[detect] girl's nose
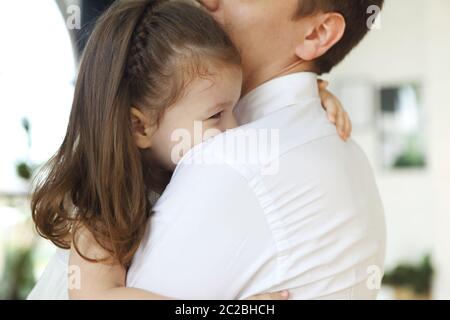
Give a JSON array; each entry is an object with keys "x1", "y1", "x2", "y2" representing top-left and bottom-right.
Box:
[{"x1": 223, "y1": 115, "x2": 238, "y2": 131}]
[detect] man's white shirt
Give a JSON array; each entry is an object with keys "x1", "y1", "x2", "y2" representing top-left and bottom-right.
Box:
[{"x1": 126, "y1": 72, "x2": 386, "y2": 300}]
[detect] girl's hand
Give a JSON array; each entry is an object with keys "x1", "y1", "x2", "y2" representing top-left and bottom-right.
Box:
[
  {"x1": 244, "y1": 290, "x2": 289, "y2": 300},
  {"x1": 318, "y1": 80, "x2": 352, "y2": 141}
]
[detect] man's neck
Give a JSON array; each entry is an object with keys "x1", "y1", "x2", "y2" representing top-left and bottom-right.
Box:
[{"x1": 241, "y1": 59, "x2": 315, "y2": 96}]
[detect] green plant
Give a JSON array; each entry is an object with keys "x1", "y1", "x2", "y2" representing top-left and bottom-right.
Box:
[
  {"x1": 383, "y1": 254, "x2": 434, "y2": 295},
  {"x1": 0, "y1": 246, "x2": 36, "y2": 300},
  {"x1": 15, "y1": 117, "x2": 36, "y2": 181},
  {"x1": 393, "y1": 135, "x2": 426, "y2": 169},
  {"x1": 16, "y1": 162, "x2": 33, "y2": 180},
  {"x1": 1, "y1": 117, "x2": 39, "y2": 299}
]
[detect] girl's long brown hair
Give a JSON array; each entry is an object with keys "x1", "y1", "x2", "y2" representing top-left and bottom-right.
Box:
[{"x1": 31, "y1": 0, "x2": 240, "y2": 268}]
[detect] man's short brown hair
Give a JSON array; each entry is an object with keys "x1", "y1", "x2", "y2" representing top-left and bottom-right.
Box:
[{"x1": 297, "y1": 0, "x2": 384, "y2": 74}]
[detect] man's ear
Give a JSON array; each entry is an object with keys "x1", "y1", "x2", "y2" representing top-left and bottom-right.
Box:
[
  {"x1": 130, "y1": 107, "x2": 155, "y2": 149},
  {"x1": 295, "y1": 13, "x2": 346, "y2": 62},
  {"x1": 196, "y1": 0, "x2": 219, "y2": 12}
]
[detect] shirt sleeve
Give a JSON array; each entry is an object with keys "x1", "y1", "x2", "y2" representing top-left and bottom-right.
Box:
[{"x1": 127, "y1": 161, "x2": 278, "y2": 300}]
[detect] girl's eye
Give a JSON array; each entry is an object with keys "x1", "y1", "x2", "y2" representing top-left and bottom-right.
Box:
[{"x1": 209, "y1": 111, "x2": 222, "y2": 120}]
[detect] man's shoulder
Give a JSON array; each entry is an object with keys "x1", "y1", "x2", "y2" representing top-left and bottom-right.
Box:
[{"x1": 284, "y1": 135, "x2": 374, "y2": 175}]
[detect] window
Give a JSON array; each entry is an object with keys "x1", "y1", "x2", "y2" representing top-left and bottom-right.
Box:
[{"x1": 379, "y1": 84, "x2": 427, "y2": 169}]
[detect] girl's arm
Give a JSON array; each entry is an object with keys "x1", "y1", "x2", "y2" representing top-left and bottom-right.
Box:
[
  {"x1": 69, "y1": 228, "x2": 288, "y2": 300},
  {"x1": 68, "y1": 227, "x2": 168, "y2": 300}
]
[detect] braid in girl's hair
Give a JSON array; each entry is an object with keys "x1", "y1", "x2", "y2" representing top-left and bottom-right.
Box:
[{"x1": 126, "y1": 1, "x2": 159, "y2": 80}]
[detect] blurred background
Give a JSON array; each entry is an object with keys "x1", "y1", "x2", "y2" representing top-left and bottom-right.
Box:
[{"x1": 0, "y1": 0, "x2": 449, "y2": 300}]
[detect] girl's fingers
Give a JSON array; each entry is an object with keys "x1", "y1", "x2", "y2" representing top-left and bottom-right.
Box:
[
  {"x1": 317, "y1": 82, "x2": 353, "y2": 141},
  {"x1": 344, "y1": 113, "x2": 353, "y2": 140},
  {"x1": 318, "y1": 79, "x2": 329, "y2": 89},
  {"x1": 336, "y1": 108, "x2": 347, "y2": 140},
  {"x1": 245, "y1": 290, "x2": 289, "y2": 300},
  {"x1": 324, "y1": 99, "x2": 338, "y2": 123}
]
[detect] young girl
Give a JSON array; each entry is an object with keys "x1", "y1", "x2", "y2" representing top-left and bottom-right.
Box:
[{"x1": 29, "y1": 0, "x2": 350, "y2": 300}]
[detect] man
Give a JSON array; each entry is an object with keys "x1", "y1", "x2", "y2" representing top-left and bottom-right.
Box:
[{"x1": 127, "y1": 0, "x2": 386, "y2": 299}]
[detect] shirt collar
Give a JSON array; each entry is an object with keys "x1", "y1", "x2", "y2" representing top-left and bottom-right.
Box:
[{"x1": 235, "y1": 72, "x2": 319, "y2": 125}]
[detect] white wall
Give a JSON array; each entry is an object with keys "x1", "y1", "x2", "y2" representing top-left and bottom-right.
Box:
[
  {"x1": 326, "y1": 0, "x2": 450, "y2": 298},
  {"x1": 426, "y1": 0, "x2": 450, "y2": 300}
]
